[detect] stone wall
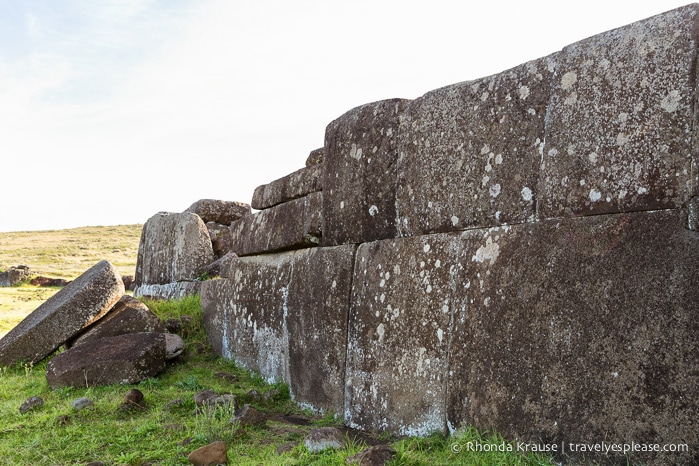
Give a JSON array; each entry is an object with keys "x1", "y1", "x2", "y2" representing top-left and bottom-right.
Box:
[{"x1": 191, "y1": 5, "x2": 699, "y2": 465}]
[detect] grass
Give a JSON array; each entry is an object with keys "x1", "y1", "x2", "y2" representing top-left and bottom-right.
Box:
[{"x1": 0, "y1": 224, "x2": 558, "y2": 465}]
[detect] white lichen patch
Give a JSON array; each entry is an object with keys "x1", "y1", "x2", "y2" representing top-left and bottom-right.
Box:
[
  {"x1": 589, "y1": 189, "x2": 602, "y2": 202},
  {"x1": 518, "y1": 85, "x2": 530, "y2": 100},
  {"x1": 588, "y1": 152, "x2": 598, "y2": 163},
  {"x1": 660, "y1": 89, "x2": 681, "y2": 112},
  {"x1": 369, "y1": 205, "x2": 379, "y2": 216},
  {"x1": 489, "y1": 184, "x2": 501, "y2": 198},
  {"x1": 472, "y1": 236, "x2": 500, "y2": 265},
  {"x1": 450, "y1": 215, "x2": 459, "y2": 226},
  {"x1": 561, "y1": 71, "x2": 577, "y2": 90},
  {"x1": 349, "y1": 143, "x2": 363, "y2": 160},
  {"x1": 521, "y1": 186, "x2": 533, "y2": 201}
]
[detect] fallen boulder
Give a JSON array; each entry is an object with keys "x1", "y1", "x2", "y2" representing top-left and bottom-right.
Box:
[
  {"x1": 0, "y1": 265, "x2": 31, "y2": 287},
  {"x1": 29, "y1": 276, "x2": 71, "y2": 287},
  {"x1": 46, "y1": 332, "x2": 166, "y2": 388},
  {"x1": 0, "y1": 260, "x2": 124, "y2": 366},
  {"x1": 67, "y1": 295, "x2": 166, "y2": 348}
]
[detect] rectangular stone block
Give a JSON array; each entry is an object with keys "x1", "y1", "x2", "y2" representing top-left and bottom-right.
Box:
[
  {"x1": 345, "y1": 233, "x2": 463, "y2": 435},
  {"x1": 0, "y1": 260, "x2": 124, "y2": 366},
  {"x1": 395, "y1": 56, "x2": 555, "y2": 236},
  {"x1": 447, "y1": 210, "x2": 699, "y2": 466},
  {"x1": 539, "y1": 4, "x2": 699, "y2": 218},
  {"x1": 251, "y1": 163, "x2": 322, "y2": 210},
  {"x1": 323, "y1": 99, "x2": 411, "y2": 246},
  {"x1": 229, "y1": 192, "x2": 322, "y2": 256},
  {"x1": 201, "y1": 245, "x2": 356, "y2": 414}
]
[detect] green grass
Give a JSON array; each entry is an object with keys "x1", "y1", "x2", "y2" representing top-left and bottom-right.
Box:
[{"x1": 0, "y1": 295, "x2": 557, "y2": 466}]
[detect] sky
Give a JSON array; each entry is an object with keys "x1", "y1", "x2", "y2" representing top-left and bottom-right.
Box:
[{"x1": 0, "y1": 0, "x2": 692, "y2": 232}]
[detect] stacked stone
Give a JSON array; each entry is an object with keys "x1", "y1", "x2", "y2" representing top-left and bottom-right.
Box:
[{"x1": 229, "y1": 148, "x2": 324, "y2": 256}]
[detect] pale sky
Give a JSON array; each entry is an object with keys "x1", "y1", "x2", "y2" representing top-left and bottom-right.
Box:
[{"x1": 0, "y1": 0, "x2": 691, "y2": 232}]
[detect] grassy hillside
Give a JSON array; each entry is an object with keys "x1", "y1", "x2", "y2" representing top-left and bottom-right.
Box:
[{"x1": 0, "y1": 224, "x2": 142, "y2": 337}]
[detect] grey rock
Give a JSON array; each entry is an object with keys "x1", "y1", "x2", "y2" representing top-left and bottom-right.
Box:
[
  {"x1": 46, "y1": 332, "x2": 166, "y2": 388},
  {"x1": 165, "y1": 333, "x2": 185, "y2": 359},
  {"x1": 0, "y1": 260, "x2": 124, "y2": 366},
  {"x1": 305, "y1": 147, "x2": 324, "y2": 167},
  {"x1": 229, "y1": 192, "x2": 322, "y2": 256},
  {"x1": 0, "y1": 265, "x2": 31, "y2": 287},
  {"x1": 70, "y1": 397, "x2": 93, "y2": 411},
  {"x1": 184, "y1": 199, "x2": 251, "y2": 225},
  {"x1": 251, "y1": 163, "x2": 322, "y2": 210},
  {"x1": 134, "y1": 212, "x2": 214, "y2": 287},
  {"x1": 19, "y1": 396, "x2": 43, "y2": 414},
  {"x1": 304, "y1": 427, "x2": 345, "y2": 452},
  {"x1": 67, "y1": 295, "x2": 165, "y2": 348}
]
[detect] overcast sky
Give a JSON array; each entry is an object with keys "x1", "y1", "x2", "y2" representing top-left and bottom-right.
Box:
[{"x1": 0, "y1": 0, "x2": 691, "y2": 232}]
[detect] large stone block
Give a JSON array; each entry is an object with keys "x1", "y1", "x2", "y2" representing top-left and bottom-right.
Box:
[
  {"x1": 345, "y1": 234, "x2": 462, "y2": 435},
  {"x1": 447, "y1": 210, "x2": 699, "y2": 466},
  {"x1": 184, "y1": 199, "x2": 251, "y2": 225},
  {"x1": 251, "y1": 163, "x2": 322, "y2": 210},
  {"x1": 46, "y1": 332, "x2": 166, "y2": 388},
  {"x1": 285, "y1": 245, "x2": 356, "y2": 413},
  {"x1": 135, "y1": 212, "x2": 214, "y2": 286},
  {"x1": 540, "y1": 4, "x2": 699, "y2": 218},
  {"x1": 201, "y1": 245, "x2": 356, "y2": 413},
  {"x1": 395, "y1": 56, "x2": 555, "y2": 235},
  {"x1": 323, "y1": 99, "x2": 411, "y2": 246},
  {"x1": 229, "y1": 192, "x2": 322, "y2": 256},
  {"x1": 0, "y1": 260, "x2": 124, "y2": 366}
]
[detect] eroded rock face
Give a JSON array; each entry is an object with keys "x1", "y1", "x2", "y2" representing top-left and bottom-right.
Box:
[
  {"x1": 395, "y1": 55, "x2": 555, "y2": 235},
  {"x1": 323, "y1": 99, "x2": 410, "y2": 246},
  {"x1": 0, "y1": 265, "x2": 31, "y2": 287},
  {"x1": 184, "y1": 199, "x2": 251, "y2": 225},
  {"x1": 229, "y1": 192, "x2": 322, "y2": 256},
  {"x1": 135, "y1": 212, "x2": 214, "y2": 286},
  {"x1": 251, "y1": 163, "x2": 322, "y2": 210},
  {"x1": 46, "y1": 332, "x2": 166, "y2": 388},
  {"x1": 0, "y1": 260, "x2": 124, "y2": 366},
  {"x1": 539, "y1": 4, "x2": 699, "y2": 218},
  {"x1": 67, "y1": 295, "x2": 165, "y2": 348},
  {"x1": 201, "y1": 244, "x2": 356, "y2": 413}
]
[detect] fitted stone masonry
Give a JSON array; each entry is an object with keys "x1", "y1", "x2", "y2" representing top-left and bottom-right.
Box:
[{"x1": 195, "y1": 5, "x2": 699, "y2": 465}]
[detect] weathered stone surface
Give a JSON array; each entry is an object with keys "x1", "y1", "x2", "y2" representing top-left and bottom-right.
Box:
[
  {"x1": 0, "y1": 260, "x2": 124, "y2": 366},
  {"x1": 46, "y1": 332, "x2": 166, "y2": 388},
  {"x1": 323, "y1": 99, "x2": 411, "y2": 246},
  {"x1": 306, "y1": 147, "x2": 324, "y2": 167},
  {"x1": 234, "y1": 404, "x2": 267, "y2": 427},
  {"x1": 67, "y1": 295, "x2": 165, "y2": 348},
  {"x1": 251, "y1": 163, "x2": 322, "y2": 210},
  {"x1": 285, "y1": 245, "x2": 355, "y2": 413},
  {"x1": 304, "y1": 427, "x2": 346, "y2": 452},
  {"x1": 395, "y1": 56, "x2": 555, "y2": 235},
  {"x1": 19, "y1": 396, "x2": 44, "y2": 414},
  {"x1": 229, "y1": 192, "x2": 322, "y2": 256},
  {"x1": 202, "y1": 254, "x2": 292, "y2": 384},
  {"x1": 187, "y1": 440, "x2": 228, "y2": 466},
  {"x1": 540, "y1": 5, "x2": 699, "y2": 219},
  {"x1": 134, "y1": 281, "x2": 201, "y2": 300},
  {"x1": 135, "y1": 212, "x2": 214, "y2": 286},
  {"x1": 0, "y1": 265, "x2": 31, "y2": 287},
  {"x1": 164, "y1": 333, "x2": 185, "y2": 359},
  {"x1": 201, "y1": 245, "x2": 356, "y2": 413},
  {"x1": 345, "y1": 234, "x2": 461, "y2": 435},
  {"x1": 204, "y1": 252, "x2": 237, "y2": 278},
  {"x1": 184, "y1": 199, "x2": 251, "y2": 225},
  {"x1": 206, "y1": 222, "x2": 232, "y2": 258},
  {"x1": 447, "y1": 209, "x2": 699, "y2": 466}
]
